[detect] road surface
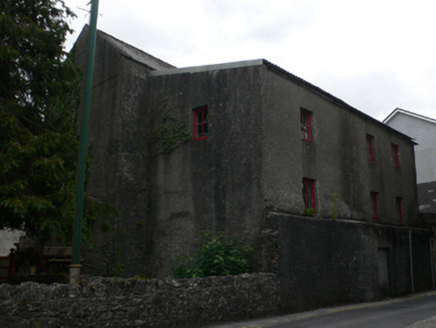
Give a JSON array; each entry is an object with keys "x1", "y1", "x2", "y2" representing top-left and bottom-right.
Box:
[{"x1": 210, "y1": 291, "x2": 436, "y2": 328}]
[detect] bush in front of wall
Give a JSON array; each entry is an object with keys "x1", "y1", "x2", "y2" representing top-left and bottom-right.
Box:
[{"x1": 170, "y1": 231, "x2": 253, "y2": 278}]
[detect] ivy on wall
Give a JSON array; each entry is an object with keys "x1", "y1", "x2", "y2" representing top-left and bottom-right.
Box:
[{"x1": 147, "y1": 98, "x2": 192, "y2": 157}]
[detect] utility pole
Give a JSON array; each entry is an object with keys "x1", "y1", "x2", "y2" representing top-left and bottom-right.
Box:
[{"x1": 70, "y1": 0, "x2": 100, "y2": 285}]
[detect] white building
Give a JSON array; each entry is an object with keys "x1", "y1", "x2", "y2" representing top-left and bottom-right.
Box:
[
  {"x1": 0, "y1": 230, "x2": 23, "y2": 256},
  {"x1": 384, "y1": 108, "x2": 436, "y2": 184}
]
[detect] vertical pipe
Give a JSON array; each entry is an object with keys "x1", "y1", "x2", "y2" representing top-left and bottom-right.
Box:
[
  {"x1": 430, "y1": 237, "x2": 435, "y2": 289},
  {"x1": 71, "y1": 0, "x2": 100, "y2": 278},
  {"x1": 409, "y1": 230, "x2": 415, "y2": 293}
]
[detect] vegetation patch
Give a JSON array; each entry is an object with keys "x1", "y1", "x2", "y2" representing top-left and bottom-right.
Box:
[{"x1": 170, "y1": 231, "x2": 253, "y2": 278}]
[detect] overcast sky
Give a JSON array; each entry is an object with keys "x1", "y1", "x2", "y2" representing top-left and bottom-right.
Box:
[{"x1": 63, "y1": 0, "x2": 436, "y2": 122}]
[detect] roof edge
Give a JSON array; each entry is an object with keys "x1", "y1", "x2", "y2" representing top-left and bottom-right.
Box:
[
  {"x1": 96, "y1": 29, "x2": 175, "y2": 69},
  {"x1": 150, "y1": 58, "x2": 415, "y2": 142},
  {"x1": 149, "y1": 59, "x2": 265, "y2": 77},
  {"x1": 383, "y1": 107, "x2": 436, "y2": 125},
  {"x1": 76, "y1": 25, "x2": 175, "y2": 70},
  {"x1": 262, "y1": 61, "x2": 416, "y2": 142},
  {"x1": 263, "y1": 60, "x2": 353, "y2": 109}
]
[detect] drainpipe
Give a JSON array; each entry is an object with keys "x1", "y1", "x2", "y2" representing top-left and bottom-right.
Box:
[
  {"x1": 430, "y1": 237, "x2": 435, "y2": 289},
  {"x1": 409, "y1": 230, "x2": 415, "y2": 293}
]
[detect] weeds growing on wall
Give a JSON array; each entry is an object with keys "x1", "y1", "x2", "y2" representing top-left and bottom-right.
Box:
[
  {"x1": 170, "y1": 231, "x2": 253, "y2": 278},
  {"x1": 303, "y1": 208, "x2": 315, "y2": 217}
]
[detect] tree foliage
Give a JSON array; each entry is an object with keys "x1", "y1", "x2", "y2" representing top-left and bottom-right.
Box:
[{"x1": 0, "y1": 0, "x2": 115, "y2": 242}]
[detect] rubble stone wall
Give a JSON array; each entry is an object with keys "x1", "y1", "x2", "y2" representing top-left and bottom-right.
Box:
[{"x1": 0, "y1": 273, "x2": 279, "y2": 327}]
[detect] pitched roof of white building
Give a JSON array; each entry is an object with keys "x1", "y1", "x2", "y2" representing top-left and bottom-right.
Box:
[{"x1": 384, "y1": 108, "x2": 436, "y2": 125}]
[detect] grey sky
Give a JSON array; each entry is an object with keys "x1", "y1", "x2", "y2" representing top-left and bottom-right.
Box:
[{"x1": 64, "y1": 0, "x2": 436, "y2": 121}]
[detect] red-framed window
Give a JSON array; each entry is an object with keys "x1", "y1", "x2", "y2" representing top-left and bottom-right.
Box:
[
  {"x1": 300, "y1": 109, "x2": 312, "y2": 141},
  {"x1": 396, "y1": 197, "x2": 403, "y2": 222},
  {"x1": 366, "y1": 134, "x2": 375, "y2": 161},
  {"x1": 391, "y1": 143, "x2": 399, "y2": 169},
  {"x1": 302, "y1": 178, "x2": 316, "y2": 210},
  {"x1": 370, "y1": 191, "x2": 379, "y2": 219},
  {"x1": 193, "y1": 106, "x2": 208, "y2": 141}
]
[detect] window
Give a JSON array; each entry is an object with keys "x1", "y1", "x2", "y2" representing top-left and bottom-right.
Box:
[
  {"x1": 396, "y1": 197, "x2": 403, "y2": 222},
  {"x1": 300, "y1": 109, "x2": 312, "y2": 141},
  {"x1": 366, "y1": 134, "x2": 375, "y2": 161},
  {"x1": 302, "y1": 178, "x2": 316, "y2": 210},
  {"x1": 370, "y1": 192, "x2": 379, "y2": 219},
  {"x1": 193, "y1": 106, "x2": 208, "y2": 141},
  {"x1": 391, "y1": 143, "x2": 399, "y2": 169}
]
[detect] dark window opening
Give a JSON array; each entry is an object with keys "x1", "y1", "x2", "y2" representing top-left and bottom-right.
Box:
[
  {"x1": 371, "y1": 191, "x2": 379, "y2": 219},
  {"x1": 301, "y1": 109, "x2": 312, "y2": 141},
  {"x1": 396, "y1": 197, "x2": 403, "y2": 222},
  {"x1": 193, "y1": 106, "x2": 208, "y2": 141},
  {"x1": 367, "y1": 134, "x2": 375, "y2": 161},
  {"x1": 302, "y1": 178, "x2": 316, "y2": 210},
  {"x1": 391, "y1": 143, "x2": 399, "y2": 169}
]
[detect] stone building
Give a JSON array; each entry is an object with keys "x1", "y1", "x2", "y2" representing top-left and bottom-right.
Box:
[{"x1": 75, "y1": 27, "x2": 434, "y2": 312}]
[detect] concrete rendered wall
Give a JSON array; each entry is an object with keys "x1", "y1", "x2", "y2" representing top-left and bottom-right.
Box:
[
  {"x1": 75, "y1": 29, "x2": 422, "y2": 287},
  {"x1": 259, "y1": 65, "x2": 418, "y2": 225},
  {"x1": 145, "y1": 65, "x2": 265, "y2": 277},
  {"x1": 386, "y1": 113, "x2": 436, "y2": 184},
  {"x1": 266, "y1": 213, "x2": 433, "y2": 313},
  {"x1": 143, "y1": 62, "x2": 419, "y2": 277},
  {"x1": 75, "y1": 30, "x2": 150, "y2": 277}
]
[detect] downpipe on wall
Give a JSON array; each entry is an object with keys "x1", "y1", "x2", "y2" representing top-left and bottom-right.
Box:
[
  {"x1": 409, "y1": 230, "x2": 415, "y2": 293},
  {"x1": 430, "y1": 236, "x2": 435, "y2": 289}
]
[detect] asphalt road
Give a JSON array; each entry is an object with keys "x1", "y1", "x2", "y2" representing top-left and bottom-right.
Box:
[{"x1": 210, "y1": 291, "x2": 436, "y2": 328}]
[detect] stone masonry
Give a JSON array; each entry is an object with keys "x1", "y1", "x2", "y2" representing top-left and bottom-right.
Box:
[{"x1": 0, "y1": 273, "x2": 279, "y2": 327}]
